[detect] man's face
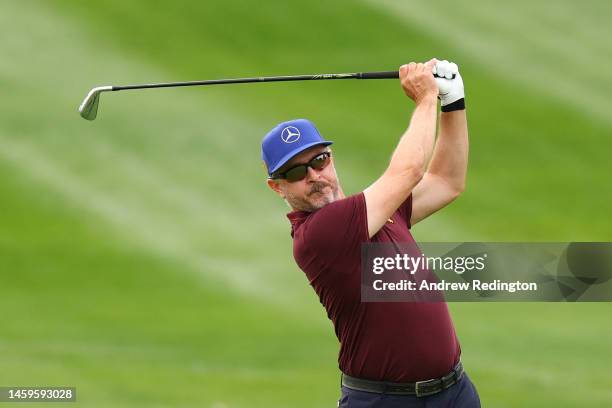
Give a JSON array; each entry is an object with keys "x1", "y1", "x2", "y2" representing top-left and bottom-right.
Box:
[{"x1": 267, "y1": 145, "x2": 342, "y2": 212}]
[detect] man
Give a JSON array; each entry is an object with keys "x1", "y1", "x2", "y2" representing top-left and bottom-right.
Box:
[{"x1": 262, "y1": 59, "x2": 479, "y2": 407}]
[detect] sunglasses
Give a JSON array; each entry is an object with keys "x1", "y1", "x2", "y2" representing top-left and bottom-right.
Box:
[{"x1": 270, "y1": 151, "x2": 332, "y2": 182}]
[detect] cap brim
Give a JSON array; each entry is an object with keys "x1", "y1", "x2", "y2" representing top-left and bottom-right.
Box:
[{"x1": 269, "y1": 141, "x2": 333, "y2": 175}]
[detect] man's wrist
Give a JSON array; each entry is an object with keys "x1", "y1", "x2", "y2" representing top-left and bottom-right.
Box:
[
  {"x1": 441, "y1": 98, "x2": 465, "y2": 112},
  {"x1": 417, "y1": 94, "x2": 439, "y2": 106}
]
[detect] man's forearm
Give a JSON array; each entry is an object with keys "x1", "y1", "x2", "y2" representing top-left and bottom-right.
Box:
[
  {"x1": 426, "y1": 109, "x2": 468, "y2": 192},
  {"x1": 387, "y1": 96, "x2": 438, "y2": 179}
]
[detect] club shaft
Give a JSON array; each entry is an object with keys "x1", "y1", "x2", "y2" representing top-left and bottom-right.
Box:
[{"x1": 110, "y1": 71, "x2": 400, "y2": 91}]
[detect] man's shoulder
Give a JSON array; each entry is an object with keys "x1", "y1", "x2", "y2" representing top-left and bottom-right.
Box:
[{"x1": 291, "y1": 193, "x2": 369, "y2": 276}]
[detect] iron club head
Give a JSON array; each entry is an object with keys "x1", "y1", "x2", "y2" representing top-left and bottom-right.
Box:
[{"x1": 78, "y1": 86, "x2": 113, "y2": 120}]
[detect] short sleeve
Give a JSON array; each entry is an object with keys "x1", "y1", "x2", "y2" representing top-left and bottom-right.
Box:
[
  {"x1": 396, "y1": 194, "x2": 413, "y2": 229},
  {"x1": 301, "y1": 193, "x2": 369, "y2": 265}
]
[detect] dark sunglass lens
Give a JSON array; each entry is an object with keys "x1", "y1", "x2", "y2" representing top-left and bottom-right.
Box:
[
  {"x1": 311, "y1": 153, "x2": 330, "y2": 169},
  {"x1": 285, "y1": 166, "x2": 308, "y2": 182}
]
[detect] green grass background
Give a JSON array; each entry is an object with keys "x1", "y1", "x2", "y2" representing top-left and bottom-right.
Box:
[{"x1": 1, "y1": 0, "x2": 611, "y2": 406}]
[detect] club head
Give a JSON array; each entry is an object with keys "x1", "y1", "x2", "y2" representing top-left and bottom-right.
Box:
[{"x1": 78, "y1": 86, "x2": 112, "y2": 121}]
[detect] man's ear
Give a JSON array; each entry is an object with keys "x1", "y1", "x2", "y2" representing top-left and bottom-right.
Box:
[{"x1": 267, "y1": 178, "x2": 285, "y2": 198}]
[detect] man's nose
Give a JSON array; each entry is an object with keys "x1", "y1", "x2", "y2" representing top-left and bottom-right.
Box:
[{"x1": 304, "y1": 166, "x2": 321, "y2": 182}]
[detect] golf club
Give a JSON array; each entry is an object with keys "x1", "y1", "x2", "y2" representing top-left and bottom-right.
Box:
[
  {"x1": 78, "y1": 70, "x2": 452, "y2": 121},
  {"x1": 78, "y1": 71, "x2": 399, "y2": 121}
]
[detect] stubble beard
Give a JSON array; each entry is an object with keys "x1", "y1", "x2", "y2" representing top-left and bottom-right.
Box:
[{"x1": 286, "y1": 180, "x2": 341, "y2": 212}]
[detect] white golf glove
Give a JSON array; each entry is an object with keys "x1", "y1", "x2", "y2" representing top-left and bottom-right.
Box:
[{"x1": 433, "y1": 60, "x2": 465, "y2": 111}]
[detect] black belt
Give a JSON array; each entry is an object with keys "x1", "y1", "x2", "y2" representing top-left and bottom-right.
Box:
[{"x1": 341, "y1": 361, "x2": 464, "y2": 397}]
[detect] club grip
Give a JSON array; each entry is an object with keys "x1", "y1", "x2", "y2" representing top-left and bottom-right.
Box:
[
  {"x1": 358, "y1": 71, "x2": 399, "y2": 79},
  {"x1": 359, "y1": 71, "x2": 456, "y2": 80}
]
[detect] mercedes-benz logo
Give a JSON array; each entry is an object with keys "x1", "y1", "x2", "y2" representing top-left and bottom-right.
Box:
[{"x1": 280, "y1": 126, "x2": 301, "y2": 143}]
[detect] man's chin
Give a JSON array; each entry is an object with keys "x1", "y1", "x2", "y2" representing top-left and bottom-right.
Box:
[
  {"x1": 310, "y1": 193, "x2": 336, "y2": 210},
  {"x1": 288, "y1": 189, "x2": 338, "y2": 212}
]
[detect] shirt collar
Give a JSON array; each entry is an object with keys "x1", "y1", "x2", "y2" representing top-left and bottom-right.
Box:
[{"x1": 286, "y1": 210, "x2": 311, "y2": 238}]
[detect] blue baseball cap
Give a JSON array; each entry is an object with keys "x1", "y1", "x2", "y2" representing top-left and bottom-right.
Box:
[{"x1": 261, "y1": 119, "x2": 333, "y2": 176}]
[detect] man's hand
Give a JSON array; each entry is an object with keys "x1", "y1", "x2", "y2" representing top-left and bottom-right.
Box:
[
  {"x1": 433, "y1": 60, "x2": 465, "y2": 110},
  {"x1": 400, "y1": 59, "x2": 439, "y2": 105}
]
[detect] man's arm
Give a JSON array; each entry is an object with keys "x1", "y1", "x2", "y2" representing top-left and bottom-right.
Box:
[
  {"x1": 410, "y1": 109, "x2": 468, "y2": 225},
  {"x1": 411, "y1": 60, "x2": 468, "y2": 225},
  {"x1": 363, "y1": 60, "x2": 439, "y2": 238}
]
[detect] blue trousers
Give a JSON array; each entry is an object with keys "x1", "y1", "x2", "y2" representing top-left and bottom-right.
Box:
[{"x1": 338, "y1": 373, "x2": 480, "y2": 408}]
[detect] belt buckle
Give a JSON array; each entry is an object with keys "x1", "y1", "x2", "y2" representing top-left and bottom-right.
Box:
[{"x1": 414, "y1": 379, "x2": 439, "y2": 398}]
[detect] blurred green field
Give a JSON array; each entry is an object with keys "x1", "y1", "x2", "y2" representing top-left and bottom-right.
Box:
[{"x1": 1, "y1": 0, "x2": 611, "y2": 407}]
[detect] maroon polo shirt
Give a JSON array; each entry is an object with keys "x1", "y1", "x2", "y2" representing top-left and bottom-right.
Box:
[{"x1": 287, "y1": 192, "x2": 460, "y2": 382}]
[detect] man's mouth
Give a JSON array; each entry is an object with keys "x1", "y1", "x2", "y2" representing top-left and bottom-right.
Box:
[{"x1": 310, "y1": 184, "x2": 331, "y2": 195}]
